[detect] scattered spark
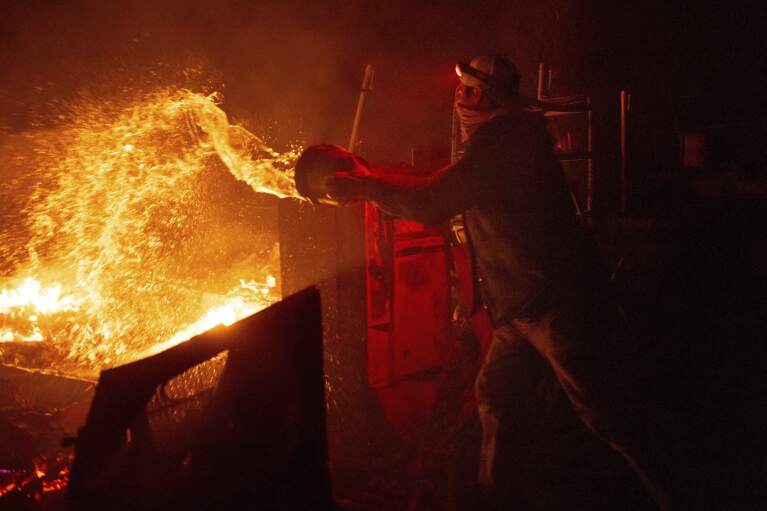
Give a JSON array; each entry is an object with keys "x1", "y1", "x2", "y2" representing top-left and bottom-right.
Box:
[{"x1": 0, "y1": 90, "x2": 300, "y2": 377}]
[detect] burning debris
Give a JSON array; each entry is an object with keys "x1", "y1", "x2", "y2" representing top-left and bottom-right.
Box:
[
  {"x1": 0, "y1": 90, "x2": 302, "y2": 378},
  {"x1": 0, "y1": 364, "x2": 94, "y2": 509},
  {"x1": 0, "y1": 452, "x2": 72, "y2": 509}
]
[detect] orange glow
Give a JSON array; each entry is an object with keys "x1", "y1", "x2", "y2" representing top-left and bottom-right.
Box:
[
  {"x1": 0, "y1": 455, "x2": 73, "y2": 499},
  {"x1": 0, "y1": 90, "x2": 300, "y2": 378}
]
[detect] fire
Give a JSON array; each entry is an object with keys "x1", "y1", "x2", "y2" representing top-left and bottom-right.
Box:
[
  {"x1": 0, "y1": 90, "x2": 301, "y2": 378},
  {"x1": 0, "y1": 278, "x2": 79, "y2": 315},
  {"x1": 0, "y1": 278, "x2": 81, "y2": 343},
  {"x1": 142, "y1": 277, "x2": 277, "y2": 358}
]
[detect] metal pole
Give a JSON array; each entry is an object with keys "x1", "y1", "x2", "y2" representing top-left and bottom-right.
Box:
[
  {"x1": 619, "y1": 90, "x2": 628, "y2": 215},
  {"x1": 450, "y1": 101, "x2": 459, "y2": 164},
  {"x1": 537, "y1": 63, "x2": 546, "y2": 101},
  {"x1": 348, "y1": 64, "x2": 375, "y2": 152},
  {"x1": 547, "y1": 67, "x2": 553, "y2": 96},
  {"x1": 586, "y1": 96, "x2": 594, "y2": 222}
]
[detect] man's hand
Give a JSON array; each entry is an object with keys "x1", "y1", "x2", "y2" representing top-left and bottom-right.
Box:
[
  {"x1": 310, "y1": 144, "x2": 370, "y2": 204},
  {"x1": 294, "y1": 144, "x2": 372, "y2": 205}
]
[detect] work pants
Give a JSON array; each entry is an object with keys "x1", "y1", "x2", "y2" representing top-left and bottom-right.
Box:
[{"x1": 475, "y1": 295, "x2": 670, "y2": 510}]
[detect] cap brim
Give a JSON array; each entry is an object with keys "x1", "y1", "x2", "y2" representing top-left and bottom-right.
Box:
[
  {"x1": 456, "y1": 62, "x2": 484, "y2": 88},
  {"x1": 458, "y1": 74, "x2": 483, "y2": 88}
]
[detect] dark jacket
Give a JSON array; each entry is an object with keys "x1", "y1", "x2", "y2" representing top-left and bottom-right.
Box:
[{"x1": 366, "y1": 108, "x2": 606, "y2": 326}]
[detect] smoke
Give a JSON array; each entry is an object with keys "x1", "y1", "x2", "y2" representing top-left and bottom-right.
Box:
[
  {"x1": 3, "y1": 0, "x2": 762, "y2": 160},
  {"x1": 1, "y1": 0, "x2": 589, "y2": 162}
]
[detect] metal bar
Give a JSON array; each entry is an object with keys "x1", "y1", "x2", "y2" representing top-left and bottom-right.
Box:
[
  {"x1": 450, "y1": 99, "x2": 459, "y2": 164},
  {"x1": 348, "y1": 64, "x2": 375, "y2": 151},
  {"x1": 570, "y1": 190, "x2": 583, "y2": 218},
  {"x1": 619, "y1": 90, "x2": 628, "y2": 214},
  {"x1": 557, "y1": 152, "x2": 594, "y2": 161},
  {"x1": 547, "y1": 67, "x2": 553, "y2": 95},
  {"x1": 543, "y1": 109, "x2": 591, "y2": 118},
  {"x1": 586, "y1": 96, "x2": 594, "y2": 221}
]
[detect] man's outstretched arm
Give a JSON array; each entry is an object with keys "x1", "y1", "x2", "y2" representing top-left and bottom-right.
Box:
[{"x1": 327, "y1": 154, "x2": 485, "y2": 225}]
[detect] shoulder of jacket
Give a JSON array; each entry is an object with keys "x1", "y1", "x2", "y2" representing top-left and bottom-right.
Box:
[{"x1": 475, "y1": 111, "x2": 542, "y2": 145}]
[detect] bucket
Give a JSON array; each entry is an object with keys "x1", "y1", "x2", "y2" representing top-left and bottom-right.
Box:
[{"x1": 294, "y1": 144, "x2": 367, "y2": 205}]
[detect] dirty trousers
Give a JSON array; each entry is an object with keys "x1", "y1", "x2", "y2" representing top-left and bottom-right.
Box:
[{"x1": 475, "y1": 300, "x2": 671, "y2": 510}]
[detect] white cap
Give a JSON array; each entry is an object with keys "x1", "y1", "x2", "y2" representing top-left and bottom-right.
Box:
[{"x1": 455, "y1": 55, "x2": 521, "y2": 96}]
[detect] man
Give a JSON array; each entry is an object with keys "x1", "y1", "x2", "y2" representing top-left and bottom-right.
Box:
[{"x1": 305, "y1": 55, "x2": 668, "y2": 509}]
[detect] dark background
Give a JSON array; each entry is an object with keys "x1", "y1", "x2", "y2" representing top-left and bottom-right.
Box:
[
  {"x1": 1, "y1": 0, "x2": 764, "y2": 172},
  {"x1": 1, "y1": 2, "x2": 766, "y2": 505}
]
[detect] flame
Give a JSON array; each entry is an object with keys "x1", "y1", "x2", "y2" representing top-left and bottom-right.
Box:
[
  {"x1": 0, "y1": 278, "x2": 81, "y2": 343},
  {"x1": 0, "y1": 278, "x2": 79, "y2": 315},
  {"x1": 142, "y1": 277, "x2": 277, "y2": 357},
  {"x1": 0, "y1": 454, "x2": 73, "y2": 500},
  {"x1": 0, "y1": 90, "x2": 300, "y2": 378}
]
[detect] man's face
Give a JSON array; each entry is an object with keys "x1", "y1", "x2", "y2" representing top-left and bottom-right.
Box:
[{"x1": 454, "y1": 84, "x2": 482, "y2": 109}]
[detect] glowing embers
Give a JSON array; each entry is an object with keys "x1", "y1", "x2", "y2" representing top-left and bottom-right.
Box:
[
  {"x1": 0, "y1": 453, "x2": 72, "y2": 503},
  {"x1": 0, "y1": 90, "x2": 296, "y2": 377}
]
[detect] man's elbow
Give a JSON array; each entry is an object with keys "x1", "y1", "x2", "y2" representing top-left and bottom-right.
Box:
[{"x1": 375, "y1": 201, "x2": 450, "y2": 225}]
